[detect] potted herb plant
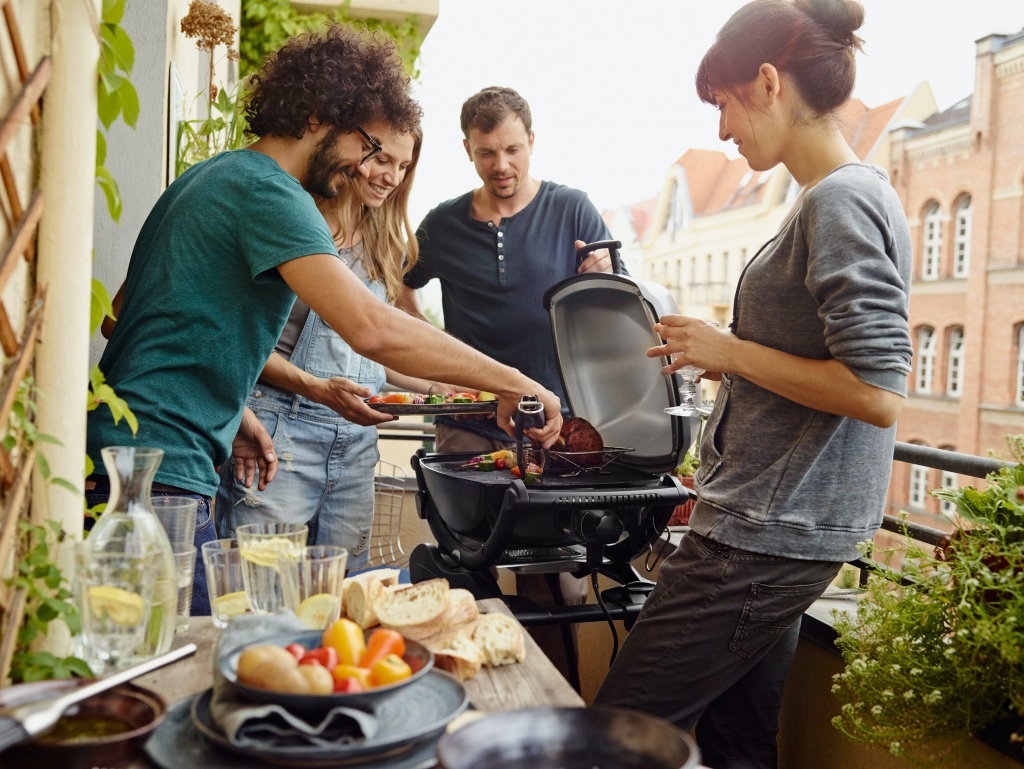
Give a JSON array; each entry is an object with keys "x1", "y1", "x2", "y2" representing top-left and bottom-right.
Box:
[{"x1": 830, "y1": 435, "x2": 1024, "y2": 762}]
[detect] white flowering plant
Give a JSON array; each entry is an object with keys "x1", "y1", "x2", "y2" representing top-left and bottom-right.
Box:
[{"x1": 831, "y1": 436, "x2": 1024, "y2": 761}]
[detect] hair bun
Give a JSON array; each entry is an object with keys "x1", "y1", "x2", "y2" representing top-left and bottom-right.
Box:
[{"x1": 797, "y1": 0, "x2": 865, "y2": 48}]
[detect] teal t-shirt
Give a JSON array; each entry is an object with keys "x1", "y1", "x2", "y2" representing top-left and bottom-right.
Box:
[{"x1": 87, "y1": 150, "x2": 337, "y2": 496}]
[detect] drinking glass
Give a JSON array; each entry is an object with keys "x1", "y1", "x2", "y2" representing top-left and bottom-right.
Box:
[
  {"x1": 172, "y1": 550, "x2": 196, "y2": 633},
  {"x1": 665, "y1": 321, "x2": 720, "y2": 417},
  {"x1": 202, "y1": 539, "x2": 250, "y2": 629},
  {"x1": 279, "y1": 545, "x2": 348, "y2": 629},
  {"x1": 75, "y1": 542, "x2": 157, "y2": 671},
  {"x1": 235, "y1": 523, "x2": 308, "y2": 615},
  {"x1": 150, "y1": 496, "x2": 198, "y2": 552}
]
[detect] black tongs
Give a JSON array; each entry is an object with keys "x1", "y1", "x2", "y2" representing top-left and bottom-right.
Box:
[{"x1": 514, "y1": 394, "x2": 548, "y2": 479}]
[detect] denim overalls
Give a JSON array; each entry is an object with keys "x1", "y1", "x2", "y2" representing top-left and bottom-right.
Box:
[{"x1": 215, "y1": 277, "x2": 387, "y2": 569}]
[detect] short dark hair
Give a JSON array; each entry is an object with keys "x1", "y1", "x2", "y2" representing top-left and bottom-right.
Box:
[
  {"x1": 244, "y1": 24, "x2": 422, "y2": 139},
  {"x1": 460, "y1": 86, "x2": 532, "y2": 138},
  {"x1": 696, "y1": 0, "x2": 865, "y2": 116}
]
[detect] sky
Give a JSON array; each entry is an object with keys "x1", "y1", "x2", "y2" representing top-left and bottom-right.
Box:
[{"x1": 406, "y1": 0, "x2": 1024, "y2": 226}]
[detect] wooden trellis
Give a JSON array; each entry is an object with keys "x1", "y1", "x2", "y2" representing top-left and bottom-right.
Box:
[{"x1": 0, "y1": 0, "x2": 51, "y2": 680}]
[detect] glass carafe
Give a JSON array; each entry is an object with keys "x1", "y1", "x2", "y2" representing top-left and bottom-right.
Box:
[{"x1": 85, "y1": 446, "x2": 177, "y2": 660}]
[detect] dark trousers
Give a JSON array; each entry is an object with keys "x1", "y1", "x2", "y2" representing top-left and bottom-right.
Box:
[{"x1": 594, "y1": 531, "x2": 841, "y2": 769}]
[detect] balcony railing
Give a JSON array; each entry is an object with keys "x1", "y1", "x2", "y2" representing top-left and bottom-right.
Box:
[{"x1": 687, "y1": 281, "x2": 733, "y2": 306}]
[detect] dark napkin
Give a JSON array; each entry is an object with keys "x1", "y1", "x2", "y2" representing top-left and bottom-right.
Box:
[{"x1": 210, "y1": 611, "x2": 378, "y2": 749}]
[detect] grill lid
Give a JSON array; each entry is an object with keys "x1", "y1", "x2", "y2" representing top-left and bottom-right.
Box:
[{"x1": 543, "y1": 241, "x2": 694, "y2": 475}]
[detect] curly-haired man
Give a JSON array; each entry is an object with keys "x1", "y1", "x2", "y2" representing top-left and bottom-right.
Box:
[{"x1": 88, "y1": 26, "x2": 563, "y2": 617}]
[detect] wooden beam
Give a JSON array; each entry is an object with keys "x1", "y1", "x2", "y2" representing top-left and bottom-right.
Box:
[
  {"x1": 0, "y1": 304, "x2": 17, "y2": 358},
  {"x1": 0, "y1": 586, "x2": 27, "y2": 685},
  {"x1": 0, "y1": 295, "x2": 45, "y2": 433},
  {"x1": 0, "y1": 56, "x2": 51, "y2": 160},
  {"x1": 0, "y1": 190, "x2": 41, "y2": 287},
  {"x1": 1, "y1": 1, "x2": 40, "y2": 124}
]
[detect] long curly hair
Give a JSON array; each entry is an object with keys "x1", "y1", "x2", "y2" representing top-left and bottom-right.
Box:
[
  {"x1": 318, "y1": 125, "x2": 423, "y2": 302},
  {"x1": 244, "y1": 23, "x2": 421, "y2": 139}
]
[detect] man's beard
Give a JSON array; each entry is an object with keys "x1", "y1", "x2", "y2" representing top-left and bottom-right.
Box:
[{"x1": 304, "y1": 127, "x2": 354, "y2": 198}]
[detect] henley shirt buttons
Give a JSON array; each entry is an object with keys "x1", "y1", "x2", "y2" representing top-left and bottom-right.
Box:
[{"x1": 498, "y1": 255, "x2": 504, "y2": 261}]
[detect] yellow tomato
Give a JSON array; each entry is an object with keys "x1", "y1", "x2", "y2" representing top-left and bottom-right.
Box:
[
  {"x1": 369, "y1": 653, "x2": 412, "y2": 687},
  {"x1": 321, "y1": 618, "x2": 366, "y2": 666}
]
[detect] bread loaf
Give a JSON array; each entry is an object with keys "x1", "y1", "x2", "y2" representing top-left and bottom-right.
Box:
[
  {"x1": 374, "y1": 578, "x2": 450, "y2": 635},
  {"x1": 342, "y1": 568, "x2": 402, "y2": 629},
  {"x1": 471, "y1": 612, "x2": 526, "y2": 666},
  {"x1": 425, "y1": 628, "x2": 485, "y2": 682}
]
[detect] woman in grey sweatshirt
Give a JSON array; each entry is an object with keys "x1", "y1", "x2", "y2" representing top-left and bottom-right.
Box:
[{"x1": 594, "y1": 2, "x2": 912, "y2": 767}]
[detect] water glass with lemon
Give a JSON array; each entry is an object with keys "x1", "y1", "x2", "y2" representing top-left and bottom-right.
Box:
[
  {"x1": 75, "y1": 542, "x2": 158, "y2": 671},
  {"x1": 235, "y1": 523, "x2": 309, "y2": 615},
  {"x1": 202, "y1": 539, "x2": 250, "y2": 629},
  {"x1": 278, "y1": 545, "x2": 347, "y2": 629}
]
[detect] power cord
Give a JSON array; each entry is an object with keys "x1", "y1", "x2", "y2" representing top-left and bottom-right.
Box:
[{"x1": 591, "y1": 567, "x2": 619, "y2": 667}]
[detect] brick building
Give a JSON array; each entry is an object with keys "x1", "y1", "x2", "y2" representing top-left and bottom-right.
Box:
[{"x1": 888, "y1": 29, "x2": 1024, "y2": 527}]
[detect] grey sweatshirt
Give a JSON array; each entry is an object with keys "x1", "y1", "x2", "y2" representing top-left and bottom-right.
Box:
[{"x1": 689, "y1": 164, "x2": 912, "y2": 561}]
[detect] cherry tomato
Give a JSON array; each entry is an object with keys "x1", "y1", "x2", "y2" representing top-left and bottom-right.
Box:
[
  {"x1": 331, "y1": 663, "x2": 372, "y2": 689},
  {"x1": 322, "y1": 618, "x2": 366, "y2": 666},
  {"x1": 369, "y1": 653, "x2": 412, "y2": 687},
  {"x1": 299, "y1": 646, "x2": 338, "y2": 670},
  {"x1": 284, "y1": 643, "x2": 306, "y2": 660},
  {"x1": 367, "y1": 395, "x2": 385, "y2": 403},
  {"x1": 359, "y1": 628, "x2": 406, "y2": 669},
  {"x1": 495, "y1": 458, "x2": 507, "y2": 470},
  {"x1": 333, "y1": 677, "x2": 366, "y2": 694},
  {"x1": 511, "y1": 466, "x2": 522, "y2": 478}
]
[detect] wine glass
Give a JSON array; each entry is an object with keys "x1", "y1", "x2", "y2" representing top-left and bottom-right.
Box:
[{"x1": 665, "y1": 321, "x2": 719, "y2": 417}]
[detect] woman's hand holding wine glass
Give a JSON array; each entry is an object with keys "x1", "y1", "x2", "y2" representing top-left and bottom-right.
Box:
[{"x1": 649, "y1": 318, "x2": 723, "y2": 417}]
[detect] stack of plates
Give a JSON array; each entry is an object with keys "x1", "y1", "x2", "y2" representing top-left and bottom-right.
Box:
[{"x1": 144, "y1": 669, "x2": 468, "y2": 768}]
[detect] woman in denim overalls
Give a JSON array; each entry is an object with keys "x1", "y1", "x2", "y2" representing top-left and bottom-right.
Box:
[{"x1": 216, "y1": 126, "x2": 445, "y2": 569}]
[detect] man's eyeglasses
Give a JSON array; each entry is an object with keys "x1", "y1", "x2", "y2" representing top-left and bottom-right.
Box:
[{"x1": 357, "y1": 127, "x2": 383, "y2": 166}]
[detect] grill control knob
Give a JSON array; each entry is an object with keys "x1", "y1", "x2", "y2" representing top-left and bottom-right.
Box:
[{"x1": 571, "y1": 510, "x2": 624, "y2": 545}]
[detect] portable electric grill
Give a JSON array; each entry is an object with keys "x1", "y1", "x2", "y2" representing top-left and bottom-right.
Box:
[{"x1": 409, "y1": 240, "x2": 697, "y2": 624}]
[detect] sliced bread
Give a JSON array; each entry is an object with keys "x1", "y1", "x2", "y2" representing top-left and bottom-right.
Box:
[
  {"x1": 472, "y1": 612, "x2": 526, "y2": 667},
  {"x1": 342, "y1": 568, "x2": 402, "y2": 629},
  {"x1": 375, "y1": 578, "x2": 450, "y2": 635},
  {"x1": 387, "y1": 587, "x2": 480, "y2": 641},
  {"x1": 425, "y1": 628, "x2": 485, "y2": 682}
]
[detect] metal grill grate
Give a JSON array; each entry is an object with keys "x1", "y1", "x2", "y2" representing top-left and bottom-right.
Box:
[{"x1": 369, "y1": 460, "x2": 409, "y2": 567}]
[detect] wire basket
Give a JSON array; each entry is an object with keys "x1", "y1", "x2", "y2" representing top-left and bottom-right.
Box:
[
  {"x1": 369, "y1": 460, "x2": 409, "y2": 567},
  {"x1": 544, "y1": 447, "x2": 633, "y2": 476}
]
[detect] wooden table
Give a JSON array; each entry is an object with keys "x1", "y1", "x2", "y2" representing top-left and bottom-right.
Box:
[{"x1": 128, "y1": 598, "x2": 583, "y2": 768}]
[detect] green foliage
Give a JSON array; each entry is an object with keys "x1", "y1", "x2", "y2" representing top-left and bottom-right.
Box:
[
  {"x1": 176, "y1": 81, "x2": 250, "y2": 176},
  {"x1": 96, "y1": 0, "x2": 138, "y2": 222},
  {"x1": 674, "y1": 449, "x2": 699, "y2": 477},
  {"x1": 831, "y1": 441, "x2": 1024, "y2": 761},
  {"x1": 87, "y1": 364, "x2": 138, "y2": 439},
  {"x1": 239, "y1": 0, "x2": 423, "y2": 80},
  {"x1": 6, "y1": 521, "x2": 93, "y2": 682},
  {"x1": 5, "y1": 376, "x2": 77, "y2": 495}
]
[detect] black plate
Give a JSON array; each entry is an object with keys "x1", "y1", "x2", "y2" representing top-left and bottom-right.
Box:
[
  {"x1": 188, "y1": 669, "x2": 466, "y2": 767},
  {"x1": 144, "y1": 692, "x2": 444, "y2": 769},
  {"x1": 219, "y1": 630, "x2": 433, "y2": 715},
  {"x1": 367, "y1": 401, "x2": 498, "y2": 416}
]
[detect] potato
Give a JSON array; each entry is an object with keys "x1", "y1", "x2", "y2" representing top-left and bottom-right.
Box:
[
  {"x1": 237, "y1": 643, "x2": 307, "y2": 692},
  {"x1": 298, "y1": 664, "x2": 334, "y2": 695}
]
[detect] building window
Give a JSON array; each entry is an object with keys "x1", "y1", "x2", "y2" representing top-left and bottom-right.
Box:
[
  {"x1": 940, "y1": 469, "x2": 957, "y2": 518},
  {"x1": 1017, "y1": 325, "x2": 1024, "y2": 407},
  {"x1": 946, "y1": 327, "x2": 964, "y2": 397},
  {"x1": 916, "y1": 326, "x2": 936, "y2": 393},
  {"x1": 922, "y1": 201, "x2": 942, "y2": 280},
  {"x1": 909, "y1": 463, "x2": 929, "y2": 509},
  {"x1": 953, "y1": 196, "x2": 971, "y2": 278}
]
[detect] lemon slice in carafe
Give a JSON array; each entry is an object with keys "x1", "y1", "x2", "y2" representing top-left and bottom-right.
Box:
[
  {"x1": 239, "y1": 537, "x2": 299, "y2": 569},
  {"x1": 212, "y1": 590, "x2": 250, "y2": 617},
  {"x1": 295, "y1": 592, "x2": 341, "y2": 628},
  {"x1": 87, "y1": 585, "x2": 146, "y2": 626}
]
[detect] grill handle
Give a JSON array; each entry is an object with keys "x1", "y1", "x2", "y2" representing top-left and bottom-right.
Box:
[{"x1": 576, "y1": 239, "x2": 624, "y2": 274}]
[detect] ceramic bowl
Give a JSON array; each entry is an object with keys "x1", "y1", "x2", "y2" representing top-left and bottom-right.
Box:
[
  {"x1": 0, "y1": 680, "x2": 166, "y2": 769},
  {"x1": 218, "y1": 629, "x2": 433, "y2": 716}
]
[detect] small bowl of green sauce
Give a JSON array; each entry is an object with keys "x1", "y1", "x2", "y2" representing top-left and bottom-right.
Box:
[{"x1": 0, "y1": 680, "x2": 166, "y2": 769}]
